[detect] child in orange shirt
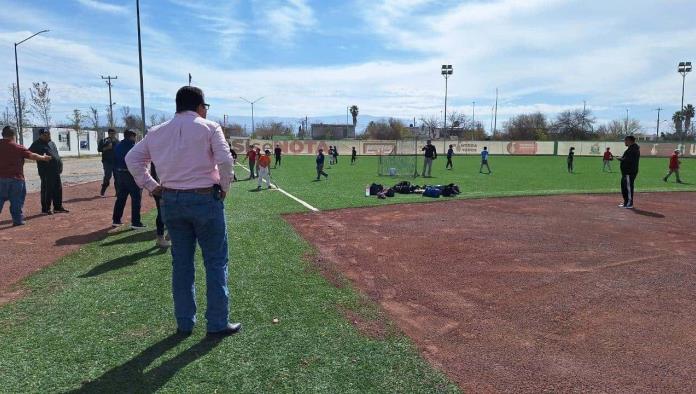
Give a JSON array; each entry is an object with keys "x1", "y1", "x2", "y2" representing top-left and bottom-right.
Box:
[{"x1": 256, "y1": 150, "x2": 272, "y2": 190}]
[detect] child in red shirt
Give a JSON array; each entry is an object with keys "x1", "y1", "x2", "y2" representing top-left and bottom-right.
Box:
[
  {"x1": 602, "y1": 147, "x2": 614, "y2": 172},
  {"x1": 663, "y1": 150, "x2": 683, "y2": 183}
]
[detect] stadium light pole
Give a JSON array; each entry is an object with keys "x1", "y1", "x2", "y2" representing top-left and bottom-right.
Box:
[
  {"x1": 14, "y1": 29, "x2": 49, "y2": 145},
  {"x1": 678, "y1": 61, "x2": 692, "y2": 146},
  {"x1": 441, "y1": 64, "x2": 453, "y2": 150},
  {"x1": 240, "y1": 96, "x2": 264, "y2": 135},
  {"x1": 136, "y1": 0, "x2": 147, "y2": 136}
]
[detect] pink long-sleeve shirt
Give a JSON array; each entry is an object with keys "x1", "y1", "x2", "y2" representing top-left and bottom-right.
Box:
[{"x1": 125, "y1": 111, "x2": 234, "y2": 192}]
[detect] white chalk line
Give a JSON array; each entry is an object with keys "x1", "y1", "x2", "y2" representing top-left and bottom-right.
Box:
[{"x1": 236, "y1": 163, "x2": 320, "y2": 212}]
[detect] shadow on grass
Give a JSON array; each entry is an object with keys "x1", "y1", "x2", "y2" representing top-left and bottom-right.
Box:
[
  {"x1": 631, "y1": 209, "x2": 665, "y2": 218},
  {"x1": 68, "y1": 334, "x2": 223, "y2": 393},
  {"x1": 80, "y1": 246, "x2": 167, "y2": 277},
  {"x1": 100, "y1": 230, "x2": 156, "y2": 246},
  {"x1": 55, "y1": 227, "x2": 113, "y2": 246}
]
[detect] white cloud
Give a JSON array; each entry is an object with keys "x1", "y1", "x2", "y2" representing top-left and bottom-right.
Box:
[
  {"x1": 257, "y1": 0, "x2": 317, "y2": 44},
  {"x1": 76, "y1": 0, "x2": 128, "y2": 14}
]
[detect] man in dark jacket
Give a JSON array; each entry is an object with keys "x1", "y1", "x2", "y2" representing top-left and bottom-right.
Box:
[
  {"x1": 112, "y1": 129, "x2": 145, "y2": 228},
  {"x1": 98, "y1": 128, "x2": 119, "y2": 196},
  {"x1": 29, "y1": 129, "x2": 68, "y2": 214},
  {"x1": 421, "y1": 140, "x2": 437, "y2": 177},
  {"x1": 274, "y1": 144, "x2": 282, "y2": 168},
  {"x1": 316, "y1": 148, "x2": 328, "y2": 180},
  {"x1": 616, "y1": 135, "x2": 640, "y2": 209}
]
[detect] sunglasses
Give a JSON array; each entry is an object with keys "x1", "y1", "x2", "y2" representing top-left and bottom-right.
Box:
[{"x1": 203, "y1": 103, "x2": 210, "y2": 109}]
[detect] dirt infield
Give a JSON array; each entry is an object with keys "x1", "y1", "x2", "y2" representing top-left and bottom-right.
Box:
[
  {"x1": 0, "y1": 181, "x2": 155, "y2": 304},
  {"x1": 285, "y1": 193, "x2": 696, "y2": 392}
]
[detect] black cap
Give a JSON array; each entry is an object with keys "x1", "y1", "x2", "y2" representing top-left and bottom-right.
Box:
[{"x1": 39, "y1": 128, "x2": 50, "y2": 135}]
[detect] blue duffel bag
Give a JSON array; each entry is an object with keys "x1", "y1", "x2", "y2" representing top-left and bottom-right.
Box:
[{"x1": 422, "y1": 186, "x2": 442, "y2": 198}]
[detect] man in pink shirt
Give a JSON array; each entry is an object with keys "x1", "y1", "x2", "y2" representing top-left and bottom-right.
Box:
[{"x1": 125, "y1": 86, "x2": 240, "y2": 338}]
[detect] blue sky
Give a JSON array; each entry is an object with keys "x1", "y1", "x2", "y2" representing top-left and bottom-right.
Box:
[{"x1": 1, "y1": 0, "x2": 695, "y2": 133}]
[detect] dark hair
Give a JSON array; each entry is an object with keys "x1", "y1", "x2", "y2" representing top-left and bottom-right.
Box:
[
  {"x1": 483, "y1": 146, "x2": 487, "y2": 150},
  {"x1": 175, "y1": 86, "x2": 205, "y2": 113},
  {"x1": 625, "y1": 135, "x2": 636, "y2": 142},
  {"x1": 124, "y1": 129, "x2": 137, "y2": 138},
  {"x1": 449, "y1": 144, "x2": 453, "y2": 148},
  {"x1": 2, "y1": 126, "x2": 16, "y2": 138},
  {"x1": 108, "y1": 128, "x2": 116, "y2": 133},
  {"x1": 38, "y1": 128, "x2": 50, "y2": 135},
  {"x1": 570, "y1": 147, "x2": 575, "y2": 150}
]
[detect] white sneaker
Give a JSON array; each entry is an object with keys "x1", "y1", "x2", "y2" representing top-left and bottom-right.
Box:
[
  {"x1": 112, "y1": 222, "x2": 122, "y2": 227},
  {"x1": 156, "y1": 235, "x2": 171, "y2": 248}
]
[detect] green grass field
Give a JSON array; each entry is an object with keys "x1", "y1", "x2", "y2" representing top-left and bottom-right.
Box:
[{"x1": 0, "y1": 155, "x2": 694, "y2": 393}]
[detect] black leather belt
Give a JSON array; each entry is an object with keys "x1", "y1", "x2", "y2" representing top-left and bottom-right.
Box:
[{"x1": 162, "y1": 187, "x2": 214, "y2": 194}]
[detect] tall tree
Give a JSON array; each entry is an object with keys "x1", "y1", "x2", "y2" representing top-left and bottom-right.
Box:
[
  {"x1": 550, "y1": 109, "x2": 595, "y2": 140},
  {"x1": 419, "y1": 115, "x2": 440, "y2": 139},
  {"x1": 88, "y1": 106, "x2": 100, "y2": 129},
  {"x1": 502, "y1": 112, "x2": 549, "y2": 140},
  {"x1": 29, "y1": 81, "x2": 51, "y2": 127},
  {"x1": 672, "y1": 111, "x2": 683, "y2": 136},
  {"x1": 683, "y1": 104, "x2": 694, "y2": 136},
  {"x1": 67, "y1": 109, "x2": 87, "y2": 157},
  {"x1": 120, "y1": 106, "x2": 131, "y2": 127},
  {"x1": 349, "y1": 105, "x2": 359, "y2": 126},
  {"x1": 149, "y1": 114, "x2": 158, "y2": 128},
  {"x1": 364, "y1": 118, "x2": 407, "y2": 140},
  {"x1": 2, "y1": 106, "x2": 12, "y2": 126}
]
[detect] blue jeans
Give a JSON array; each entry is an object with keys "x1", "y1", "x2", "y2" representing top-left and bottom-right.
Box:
[
  {"x1": 0, "y1": 178, "x2": 26, "y2": 225},
  {"x1": 161, "y1": 190, "x2": 230, "y2": 332},
  {"x1": 112, "y1": 171, "x2": 142, "y2": 225}
]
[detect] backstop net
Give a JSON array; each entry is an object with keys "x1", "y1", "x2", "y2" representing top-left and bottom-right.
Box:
[{"x1": 376, "y1": 139, "x2": 421, "y2": 178}]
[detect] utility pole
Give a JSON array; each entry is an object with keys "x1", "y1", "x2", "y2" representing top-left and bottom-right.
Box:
[
  {"x1": 625, "y1": 108, "x2": 629, "y2": 134},
  {"x1": 136, "y1": 0, "x2": 147, "y2": 136},
  {"x1": 101, "y1": 75, "x2": 118, "y2": 127},
  {"x1": 582, "y1": 100, "x2": 586, "y2": 135},
  {"x1": 655, "y1": 107, "x2": 662, "y2": 141},
  {"x1": 493, "y1": 88, "x2": 498, "y2": 137},
  {"x1": 188, "y1": 73, "x2": 192, "y2": 86},
  {"x1": 472, "y1": 101, "x2": 476, "y2": 141}
]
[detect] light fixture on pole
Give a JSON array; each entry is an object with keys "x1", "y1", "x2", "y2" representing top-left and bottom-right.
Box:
[
  {"x1": 14, "y1": 29, "x2": 49, "y2": 145},
  {"x1": 441, "y1": 64, "x2": 453, "y2": 148},
  {"x1": 678, "y1": 61, "x2": 692, "y2": 146},
  {"x1": 240, "y1": 96, "x2": 264, "y2": 135}
]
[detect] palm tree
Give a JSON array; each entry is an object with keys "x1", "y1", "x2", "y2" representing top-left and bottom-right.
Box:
[
  {"x1": 349, "y1": 105, "x2": 359, "y2": 127},
  {"x1": 673, "y1": 111, "x2": 683, "y2": 136},
  {"x1": 683, "y1": 104, "x2": 694, "y2": 135}
]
